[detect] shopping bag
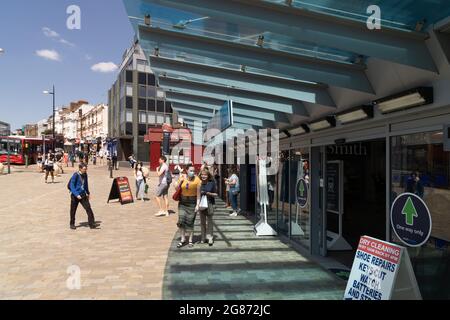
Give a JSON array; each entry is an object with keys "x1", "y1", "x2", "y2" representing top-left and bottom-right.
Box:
[
  {"x1": 144, "y1": 183, "x2": 149, "y2": 194},
  {"x1": 199, "y1": 195, "x2": 208, "y2": 210},
  {"x1": 172, "y1": 186, "x2": 182, "y2": 201}
]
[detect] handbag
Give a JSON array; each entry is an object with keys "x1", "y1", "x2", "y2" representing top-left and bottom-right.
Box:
[
  {"x1": 144, "y1": 183, "x2": 149, "y2": 194},
  {"x1": 172, "y1": 185, "x2": 182, "y2": 201},
  {"x1": 199, "y1": 195, "x2": 208, "y2": 210}
]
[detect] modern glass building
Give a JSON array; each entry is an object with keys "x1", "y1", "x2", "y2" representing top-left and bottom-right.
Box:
[
  {"x1": 108, "y1": 42, "x2": 174, "y2": 161},
  {"x1": 122, "y1": 0, "x2": 450, "y2": 299}
]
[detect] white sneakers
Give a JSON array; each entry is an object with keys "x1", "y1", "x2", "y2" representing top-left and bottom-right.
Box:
[
  {"x1": 229, "y1": 212, "x2": 238, "y2": 217},
  {"x1": 155, "y1": 211, "x2": 169, "y2": 217}
]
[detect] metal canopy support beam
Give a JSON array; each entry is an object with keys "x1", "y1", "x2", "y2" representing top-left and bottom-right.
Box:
[
  {"x1": 165, "y1": 88, "x2": 306, "y2": 120},
  {"x1": 143, "y1": 0, "x2": 437, "y2": 72},
  {"x1": 150, "y1": 55, "x2": 335, "y2": 106},
  {"x1": 158, "y1": 75, "x2": 309, "y2": 116},
  {"x1": 182, "y1": 117, "x2": 253, "y2": 130},
  {"x1": 138, "y1": 25, "x2": 374, "y2": 93},
  {"x1": 169, "y1": 100, "x2": 290, "y2": 124},
  {"x1": 173, "y1": 105, "x2": 275, "y2": 128}
]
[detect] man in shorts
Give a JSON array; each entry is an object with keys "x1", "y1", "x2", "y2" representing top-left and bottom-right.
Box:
[{"x1": 155, "y1": 156, "x2": 170, "y2": 217}]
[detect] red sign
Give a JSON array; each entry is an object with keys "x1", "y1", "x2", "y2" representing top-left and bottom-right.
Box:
[{"x1": 357, "y1": 236, "x2": 401, "y2": 264}]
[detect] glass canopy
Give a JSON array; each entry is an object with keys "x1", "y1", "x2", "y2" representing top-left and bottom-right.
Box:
[
  {"x1": 265, "y1": 0, "x2": 450, "y2": 31},
  {"x1": 123, "y1": 0, "x2": 359, "y2": 65}
]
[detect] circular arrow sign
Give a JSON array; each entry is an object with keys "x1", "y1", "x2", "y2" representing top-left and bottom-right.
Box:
[
  {"x1": 391, "y1": 193, "x2": 432, "y2": 247},
  {"x1": 296, "y1": 178, "x2": 308, "y2": 208}
]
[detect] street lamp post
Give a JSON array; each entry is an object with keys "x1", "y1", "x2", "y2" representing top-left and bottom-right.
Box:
[
  {"x1": 43, "y1": 86, "x2": 56, "y2": 151},
  {"x1": 0, "y1": 49, "x2": 10, "y2": 174}
]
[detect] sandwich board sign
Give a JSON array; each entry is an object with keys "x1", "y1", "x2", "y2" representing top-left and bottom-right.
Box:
[
  {"x1": 344, "y1": 236, "x2": 421, "y2": 300},
  {"x1": 107, "y1": 177, "x2": 134, "y2": 205}
]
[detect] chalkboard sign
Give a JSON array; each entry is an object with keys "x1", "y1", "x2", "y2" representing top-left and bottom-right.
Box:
[
  {"x1": 327, "y1": 161, "x2": 341, "y2": 214},
  {"x1": 107, "y1": 177, "x2": 134, "y2": 205}
]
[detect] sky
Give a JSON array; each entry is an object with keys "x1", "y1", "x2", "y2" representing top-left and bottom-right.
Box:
[{"x1": 0, "y1": 0, "x2": 135, "y2": 130}]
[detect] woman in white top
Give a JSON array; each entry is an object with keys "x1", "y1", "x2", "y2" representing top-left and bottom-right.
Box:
[{"x1": 134, "y1": 161, "x2": 146, "y2": 201}]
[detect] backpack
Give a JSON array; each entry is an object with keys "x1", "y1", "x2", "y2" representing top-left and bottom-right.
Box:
[
  {"x1": 165, "y1": 170, "x2": 172, "y2": 185},
  {"x1": 67, "y1": 173, "x2": 79, "y2": 191}
]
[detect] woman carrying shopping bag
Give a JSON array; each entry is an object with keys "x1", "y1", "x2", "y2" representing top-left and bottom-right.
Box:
[
  {"x1": 199, "y1": 168, "x2": 217, "y2": 246},
  {"x1": 174, "y1": 165, "x2": 201, "y2": 248}
]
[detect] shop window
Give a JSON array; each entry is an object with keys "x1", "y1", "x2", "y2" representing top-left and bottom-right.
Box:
[{"x1": 391, "y1": 131, "x2": 450, "y2": 299}]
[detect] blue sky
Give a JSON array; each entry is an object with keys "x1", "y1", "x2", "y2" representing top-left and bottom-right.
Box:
[{"x1": 0, "y1": 0, "x2": 135, "y2": 130}]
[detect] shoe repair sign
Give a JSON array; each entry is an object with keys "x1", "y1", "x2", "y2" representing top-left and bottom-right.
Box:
[{"x1": 344, "y1": 236, "x2": 421, "y2": 300}]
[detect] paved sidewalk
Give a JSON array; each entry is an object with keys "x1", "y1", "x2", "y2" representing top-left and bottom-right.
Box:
[
  {"x1": 0, "y1": 164, "x2": 178, "y2": 300},
  {"x1": 0, "y1": 165, "x2": 346, "y2": 300},
  {"x1": 163, "y1": 200, "x2": 346, "y2": 300}
]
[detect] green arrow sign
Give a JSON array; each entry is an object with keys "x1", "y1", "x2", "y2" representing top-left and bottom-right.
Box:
[
  {"x1": 402, "y1": 197, "x2": 418, "y2": 226},
  {"x1": 299, "y1": 182, "x2": 305, "y2": 197}
]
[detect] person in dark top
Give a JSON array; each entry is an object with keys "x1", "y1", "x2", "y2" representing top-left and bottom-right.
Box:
[
  {"x1": 68, "y1": 163, "x2": 97, "y2": 230},
  {"x1": 199, "y1": 168, "x2": 218, "y2": 246}
]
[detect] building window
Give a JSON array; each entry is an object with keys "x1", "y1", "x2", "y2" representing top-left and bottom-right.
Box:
[
  {"x1": 126, "y1": 70, "x2": 133, "y2": 83},
  {"x1": 139, "y1": 111, "x2": 147, "y2": 124},
  {"x1": 126, "y1": 123, "x2": 133, "y2": 136},
  {"x1": 126, "y1": 97, "x2": 133, "y2": 109},
  {"x1": 147, "y1": 86, "x2": 156, "y2": 98},
  {"x1": 165, "y1": 102, "x2": 173, "y2": 114},
  {"x1": 126, "y1": 85, "x2": 133, "y2": 97},
  {"x1": 157, "y1": 90, "x2": 165, "y2": 99},
  {"x1": 165, "y1": 115, "x2": 172, "y2": 125},
  {"x1": 138, "y1": 72, "x2": 147, "y2": 85},
  {"x1": 157, "y1": 100, "x2": 165, "y2": 113},
  {"x1": 139, "y1": 124, "x2": 147, "y2": 136},
  {"x1": 148, "y1": 74, "x2": 156, "y2": 86},
  {"x1": 148, "y1": 99, "x2": 156, "y2": 112},
  {"x1": 147, "y1": 114, "x2": 155, "y2": 124},
  {"x1": 139, "y1": 85, "x2": 147, "y2": 98},
  {"x1": 138, "y1": 98, "x2": 147, "y2": 111},
  {"x1": 390, "y1": 131, "x2": 450, "y2": 299},
  {"x1": 156, "y1": 114, "x2": 165, "y2": 124},
  {"x1": 126, "y1": 110, "x2": 133, "y2": 123}
]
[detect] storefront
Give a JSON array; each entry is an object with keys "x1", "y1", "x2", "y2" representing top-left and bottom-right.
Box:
[{"x1": 270, "y1": 106, "x2": 450, "y2": 299}]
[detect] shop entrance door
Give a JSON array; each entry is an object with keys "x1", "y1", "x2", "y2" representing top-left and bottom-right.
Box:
[{"x1": 326, "y1": 139, "x2": 387, "y2": 267}]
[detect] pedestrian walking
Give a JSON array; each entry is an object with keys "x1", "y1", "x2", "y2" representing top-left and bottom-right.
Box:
[
  {"x1": 199, "y1": 168, "x2": 217, "y2": 246},
  {"x1": 37, "y1": 152, "x2": 44, "y2": 173},
  {"x1": 155, "y1": 156, "x2": 171, "y2": 217},
  {"x1": 134, "y1": 161, "x2": 146, "y2": 201},
  {"x1": 64, "y1": 152, "x2": 69, "y2": 168},
  {"x1": 44, "y1": 152, "x2": 55, "y2": 184},
  {"x1": 128, "y1": 154, "x2": 137, "y2": 169},
  {"x1": 68, "y1": 163, "x2": 97, "y2": 230},
  {"x1": 226, "y1": 167, "x2": 241, "y2": 217},
  {"x1": 112, "y1": 153, "x2": 118, "y2": 170},
  {"x1": 175, "y1": 165, "x2": 201, "y2": 248},
  {"x1": 70, "y1": 152, "x2": 75, "y2": 167}
]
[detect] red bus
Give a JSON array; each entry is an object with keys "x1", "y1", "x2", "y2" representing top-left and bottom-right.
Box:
[{"x1": 0, "y1": 136, "x2": 53, "y2": 165}]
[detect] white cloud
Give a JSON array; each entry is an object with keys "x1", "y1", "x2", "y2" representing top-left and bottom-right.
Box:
[
  {"x1": 36, "y1": 49, "x2": 61, "y2": 61},
  {"x1": 43, "y1": 27, "x2": 59, "y2": 38},
  {"x1": 91, "y1": 62, "x2": 118, "y2": 73},
  {"x1": 85, "y1": 54, "x2": 93, "y2": 61},
  {"x1": 59, "y1": 39, "x2": 75, "y2": 47},
  {"x1": 42, "y1": 27, "x2": 75, "y2": 47}
]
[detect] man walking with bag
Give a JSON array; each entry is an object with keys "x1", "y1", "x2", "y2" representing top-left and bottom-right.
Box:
[{"x1": 68, "y1": 163, "x2": 97, "y2": 230}]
